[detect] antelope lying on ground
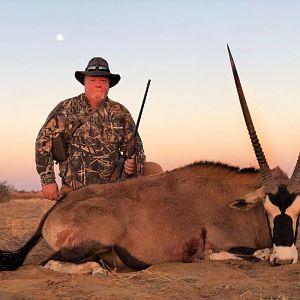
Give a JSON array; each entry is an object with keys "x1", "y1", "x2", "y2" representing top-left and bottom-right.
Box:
[
  {"x1": 0, "y1": 46, "x2": 299, "y2": 273},
  {"x1": 0, "y1": 160, "x2": 298, "y2": 273}
]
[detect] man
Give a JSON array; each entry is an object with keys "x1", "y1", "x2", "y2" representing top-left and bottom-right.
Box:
[{"x1": 36, "y1": 57, "x2": 161, "y2": 200}]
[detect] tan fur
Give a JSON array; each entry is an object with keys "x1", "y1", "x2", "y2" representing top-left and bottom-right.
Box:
[{"x1": 42, "y1": 161, "x2": 287, "y2": 266}]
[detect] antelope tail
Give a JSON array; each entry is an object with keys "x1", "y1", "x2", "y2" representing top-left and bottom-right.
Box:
[
  {"x1": 0, "y1": 230, "x2": 42, "y2": 271},
  {"x1": 0, "y1": 201, "x2": 56, "y2": 271}
]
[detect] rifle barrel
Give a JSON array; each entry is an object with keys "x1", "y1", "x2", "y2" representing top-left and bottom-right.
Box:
[
  {"x1": 134, "y1": 79, "x2": 151, "y2": 137},
  {"x1": 116, "y1": 79, "x2": 151, "y2": 180}
]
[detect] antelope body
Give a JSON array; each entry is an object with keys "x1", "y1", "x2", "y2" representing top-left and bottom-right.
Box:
[
  {"x1": 41, "y1": 162, "x2": 291, "y2": 268},
  {"x1": 1, "y1": 160, "x2": 299, "y2": 272}
]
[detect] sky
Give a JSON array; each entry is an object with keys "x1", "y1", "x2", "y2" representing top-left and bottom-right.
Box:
[{"x1": 1, "y1": 1, "x2": 300, "y2": 191}]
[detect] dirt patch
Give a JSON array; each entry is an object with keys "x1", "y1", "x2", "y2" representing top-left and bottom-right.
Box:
[{"x1": 0, "y1": 199, "x2": 299, "y2": 299}]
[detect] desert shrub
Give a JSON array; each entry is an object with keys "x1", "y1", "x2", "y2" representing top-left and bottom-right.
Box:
[{"x1": 0, "y1": 181, "x2": 15, "y2": 203}]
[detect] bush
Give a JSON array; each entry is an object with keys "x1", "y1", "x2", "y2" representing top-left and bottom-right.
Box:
[{"x1": 0, "y1": 181, "x2": 15, "y2": 203}]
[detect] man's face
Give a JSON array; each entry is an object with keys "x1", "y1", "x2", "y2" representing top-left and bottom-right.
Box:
[{"x1": 84, "y1": 76, "x2": 110, "y2": 103}]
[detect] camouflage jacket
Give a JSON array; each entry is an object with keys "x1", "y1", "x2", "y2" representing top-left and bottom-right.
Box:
[{"x1": 35, "y1": 93, "x2": 145, "y2": 189}]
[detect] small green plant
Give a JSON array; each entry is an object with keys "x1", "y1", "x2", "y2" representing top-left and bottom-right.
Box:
[{"x1": 0, "y1": 181, "x2": 15, "y2": 203}]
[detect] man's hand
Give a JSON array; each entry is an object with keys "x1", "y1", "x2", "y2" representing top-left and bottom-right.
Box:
[
  {"x1": 42, "y1": 182, "x2": 60, "y2": 201},
  {"x1": 124, "y1": 156, "x2": 136, "y2": 175}
]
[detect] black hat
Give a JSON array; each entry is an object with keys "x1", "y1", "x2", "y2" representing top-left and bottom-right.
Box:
[{"x1": 75, "y1": 57, "x2": 121, "y2": 87}]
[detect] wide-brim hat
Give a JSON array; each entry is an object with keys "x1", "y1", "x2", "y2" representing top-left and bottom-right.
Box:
[{"x1": 75, "y1": 57, "x2": 121, "y2": 88}]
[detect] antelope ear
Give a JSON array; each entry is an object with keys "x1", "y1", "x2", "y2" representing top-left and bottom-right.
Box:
[{"x1": 228, "y1": 187, "x2": 265, "y2": 211}]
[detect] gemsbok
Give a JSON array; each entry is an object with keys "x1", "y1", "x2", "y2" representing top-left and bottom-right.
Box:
[{"x1": 0, "y1": 46, "x2": 299, "y2": 273}]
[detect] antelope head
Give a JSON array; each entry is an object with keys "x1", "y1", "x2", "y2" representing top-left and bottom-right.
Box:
[{"x1": 227, "y1": 45, "x2": 300, "y2": 265}]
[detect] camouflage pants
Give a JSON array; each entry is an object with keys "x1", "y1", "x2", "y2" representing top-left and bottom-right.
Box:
[{"x1": 60, "y1": 161, "x2": 163, "y2": 196}]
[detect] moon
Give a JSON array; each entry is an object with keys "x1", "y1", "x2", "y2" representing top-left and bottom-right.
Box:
[{"x1": 56, "y1": 34, "x2": 64, "y2": 41}]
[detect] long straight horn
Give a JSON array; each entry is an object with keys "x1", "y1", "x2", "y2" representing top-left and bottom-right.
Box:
[
  {"x1": 227, "y1": 45, "x2": 277, "y2": 194},
  {"x1": 287, "y1": 153, "x2": 300, "y2": 193}
]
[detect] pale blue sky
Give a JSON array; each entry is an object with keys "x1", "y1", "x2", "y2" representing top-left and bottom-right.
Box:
[{"x1": 1, "y1": 1, "x2": 300, "y2": 190}]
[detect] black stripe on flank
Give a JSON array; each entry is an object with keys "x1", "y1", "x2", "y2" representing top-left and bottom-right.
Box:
[
  {"x1": 40, "y1": 240, "x2": 110, "y2": 266},
  {"x1": 228, "y1": 247, "x2": 257, "y2": 255},
  {"x1": 228, "y1": 247, "x2": 261, "y2": 263},
  {"x1": 114, "y1": 246, "x2": 150, "y2": 270}
]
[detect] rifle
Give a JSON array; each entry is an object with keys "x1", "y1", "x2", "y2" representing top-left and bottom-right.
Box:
[{"x1": 116, "y1": 79, "x2": 151, "y2": 180}]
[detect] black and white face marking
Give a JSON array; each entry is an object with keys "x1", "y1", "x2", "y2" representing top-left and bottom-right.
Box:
[{"x1": 263, "y1": 185, "x2": 300, "y2": 264}]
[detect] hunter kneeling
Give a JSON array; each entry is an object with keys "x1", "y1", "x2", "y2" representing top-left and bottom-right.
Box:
[{"x1": 35, "y1": 57, "x2": 162, "y2": 200}]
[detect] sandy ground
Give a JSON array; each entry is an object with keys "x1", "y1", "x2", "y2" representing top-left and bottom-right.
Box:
[{"x1": 0, "y1": 198, "x2": 300, "y2": 299}]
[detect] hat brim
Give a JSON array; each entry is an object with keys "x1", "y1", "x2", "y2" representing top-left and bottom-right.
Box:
[{"x1": 75, "y1": 70, "x2": 121, "y2": 87}]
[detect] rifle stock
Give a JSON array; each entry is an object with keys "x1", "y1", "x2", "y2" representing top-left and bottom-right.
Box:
[{"x1": 116, "y1": 136, "x2": 137, "y2": 180}]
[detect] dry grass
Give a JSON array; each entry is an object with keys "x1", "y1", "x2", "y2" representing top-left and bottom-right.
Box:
[
  {"x1": 0, "y1": 181, "x2": 44, "y2": 202},
  {"x1": 10, "y1": 191, "x2": 44, "y2": 200}
]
